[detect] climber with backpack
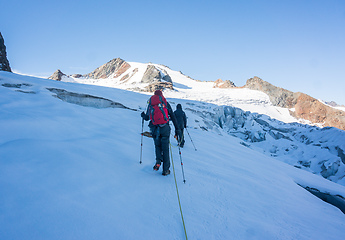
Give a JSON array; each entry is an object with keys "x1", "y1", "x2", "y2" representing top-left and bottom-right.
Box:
[
  {"x1": 174, "y1": 104, "x2": 187, "y2": 148},
  {"x1": 141, "y1": 90, "x2": 180, "y2": 176}
]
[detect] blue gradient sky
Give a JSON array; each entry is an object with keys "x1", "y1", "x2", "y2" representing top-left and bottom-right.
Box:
[{"x1": 1, "y1": 0, "x2": 345, "y2": 104}]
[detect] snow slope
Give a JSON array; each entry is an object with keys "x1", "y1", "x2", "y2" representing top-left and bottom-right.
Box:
[
  {"x1": 57, "y1": 62, "x2": 345, "y2": 185},
  {"x1": 1, "y1": 71, "x2": 345, "y2": 240}
]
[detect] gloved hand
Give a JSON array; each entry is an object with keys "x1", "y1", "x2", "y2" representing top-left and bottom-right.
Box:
[
  {"x1": 141, "y1": 111, "x2": 146, "y2": 118},
  {"x1": 175, "y1": 129, "x2": 181, "y2": 136}
]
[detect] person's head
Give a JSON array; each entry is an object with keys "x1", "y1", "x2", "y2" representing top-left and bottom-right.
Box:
[
  {"x1": 176, "y1": 104, "x2": 182, "y2": 110},
  {"x1": 154, "y1": 89, "x2": 163, "y2": 96}
]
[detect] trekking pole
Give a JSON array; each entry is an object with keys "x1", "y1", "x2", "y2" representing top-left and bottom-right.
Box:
[
  {"x1": 185, "y1": 128, "x2": 197, "y2": 151},
  {"x1": 140, "y1": 101, "x2": 149, "y2": 164},
  {"x1": 177, "y1": 144, "x2": 186, "y2": 184},
  {"x1": 140, "y1": 117, "x2": 144, "y2": 164}
]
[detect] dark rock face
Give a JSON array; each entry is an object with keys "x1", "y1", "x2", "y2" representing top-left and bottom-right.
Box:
[
  {"x1": 159, "y1": 68, "x2": 172, "y2": 83},
  {"x1": 0, "y1": 32, "x2": 11, "y2": 72},
  {"x1": 162, "y1": 74, "x2": 172, "y2": 82},
  {"x1": 48, "y1": 69, "x2": 66, "y2": 81},
  {"x1": 85, "y1": 58, "x2": 130, "y2": 79}
]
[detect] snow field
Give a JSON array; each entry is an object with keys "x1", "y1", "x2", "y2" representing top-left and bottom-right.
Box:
[{"x1": 1, "y1": 71, "x2": 345, "y2": 240}]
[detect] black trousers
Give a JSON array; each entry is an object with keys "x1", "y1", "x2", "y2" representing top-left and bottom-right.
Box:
[
  {"x1": 176, "y1": 128, "x2": 185, "y2": 147},
  {"x1": 151, "y1": 124, "x2": 171, "y2": 172}
]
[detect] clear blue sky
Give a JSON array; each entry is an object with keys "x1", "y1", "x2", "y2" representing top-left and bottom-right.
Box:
[{"x1": 1, "y1": 0, "x2": 345, "y2": 104}]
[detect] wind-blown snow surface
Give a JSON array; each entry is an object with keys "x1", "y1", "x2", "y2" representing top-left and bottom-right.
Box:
[{"x1": 1, "y1": 71, "x2": 345, "y2": 240}]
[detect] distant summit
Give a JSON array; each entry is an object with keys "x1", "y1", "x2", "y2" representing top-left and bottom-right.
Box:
[
  {"x1": 48, "y1": 69, "x2": 66, "y2": 81},
  {"x1": 0, "y1": 32, "x2": 11, "y2": 72},
  {"x1": 244, "y1": 76, "x2": 345, "y2": 130},
  {"x1": 49, "y1": 58, "x2": 174, "y2": 92},
  {"x1": 85, "y1": 58, "x2": 130, "y2": 79}
]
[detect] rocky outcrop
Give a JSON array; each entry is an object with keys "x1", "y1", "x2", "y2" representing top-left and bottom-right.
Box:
[
  {"x1": 162, "y1": 74, "x2": 172, "y2": 82},
  {"x1": 141, "y1": 65, "x2": 161, "y2": 83},
  {"x1": 144, "y1": 82, "x2": 174, "y2": 92},
  {"x1": 160, "y1": 68, "x2": 172, "y2": 82},
  {"x1": 244, "y1": 76, "x2": 297, "y2": 108},
  {"x1": 48, "y1": 69, "x2": 66, "y2": 81},
  {"x1": 0, "y1": 32, "x2": 11, "y2": 72},
  {"x1": 213, "y1": 79, "x2": 236, "y2": 88},
  {"x1": 85, "y1": 58, "x2": 130, "y2": 79},
  {"x1": 140, "y1": 65, "x2": 173, "y2": 91},
  {"x1": 71, "y1": 74, "x2": 82, "y2": 78},
  {"x1": 293, "y1": 93, "x2": 345, "y2": 130},
  {"x1": 141, "y1": 65, "x2": 173, "y2": 84},
  {"x1": 244, "y1": 76, "x2": 345, "y2": 131}
]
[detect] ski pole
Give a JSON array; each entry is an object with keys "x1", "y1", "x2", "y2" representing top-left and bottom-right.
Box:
[
  {"x1": 140, "y1": 117, "x2": 144, "y2": 164},
  {"x1": 185, "y1": 128, "x2": 197, "y2": 151}
]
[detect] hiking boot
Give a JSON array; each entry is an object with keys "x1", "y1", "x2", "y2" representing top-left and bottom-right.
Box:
[
  {"x1": 162, "y1": 170, "x2": 171, "y2": 176},
  {"x1": 153, "y1": 163, "x2": 160, "y2": 171}
]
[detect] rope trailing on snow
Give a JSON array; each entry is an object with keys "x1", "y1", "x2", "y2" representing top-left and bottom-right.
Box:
[{"x1": 170, "y1": 143, "x2": 188, "y2": 240}]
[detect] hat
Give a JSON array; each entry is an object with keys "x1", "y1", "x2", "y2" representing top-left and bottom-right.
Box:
[{"x1": 154, "y1": 90, "x2": 163, "y2": 96}]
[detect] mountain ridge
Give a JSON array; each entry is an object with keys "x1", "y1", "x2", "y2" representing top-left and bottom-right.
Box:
[
  {"x1": 49, "y1": 58, "x2": 345, "y2": 131},
  {"x1": 243, "y1": 76, "x2": 345, "y2": 131},
  {"x1": 49, "y1": 58, "x2": 175, "y2": 92}
]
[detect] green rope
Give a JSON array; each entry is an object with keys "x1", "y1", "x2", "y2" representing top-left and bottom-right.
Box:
[{"x1": 170, "y1": 143, "x2": 188, "y2": 240}]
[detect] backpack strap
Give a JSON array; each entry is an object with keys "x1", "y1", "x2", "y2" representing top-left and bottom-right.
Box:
[
  {"x1": 148, "y1": 98, "x2": 155, "y2": 124},
  {"x1": 158, "y1": 96, "x2": 168, "y2": 122}
]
